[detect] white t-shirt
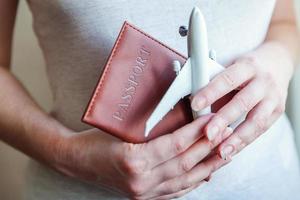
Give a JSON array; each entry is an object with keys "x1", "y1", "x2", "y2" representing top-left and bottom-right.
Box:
[{"x1": 24, "y1": 0, "x2": 300, "y2": 199}]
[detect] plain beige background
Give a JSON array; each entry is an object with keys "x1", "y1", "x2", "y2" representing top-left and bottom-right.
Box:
[{"x1": 0, "y1": 1, "x2": 299, "y2": 200}]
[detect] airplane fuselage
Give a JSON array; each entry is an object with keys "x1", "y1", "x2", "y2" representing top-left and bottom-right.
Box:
[{"x1": 188, "y1": 7, "x2": 211, "y2": 117}]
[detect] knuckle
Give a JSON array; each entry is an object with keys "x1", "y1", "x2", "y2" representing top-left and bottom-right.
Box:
[
  {"x1": 240, "y1": 56, "x2": 260, "y2": 69},
  {"x1": 128, "y1": 179, "x2": 147, "y2": 197},
  {"x1": 234, "y1": 94, "x2": 251, "y2": 112},
  {"x1": 120, "y1": 156, "x2": 135, "y2": 174},
  {"x1": 252, "y1": 115, "x2": 267, "y2": 133},
  {"x1": 120, "y1": 144, "x2": 148, "y2": 175},
  {"x1": 120, "y1": 156, "x2": 147, "y2": 176},
  {"x1": 122, "y1": 143, "x2": 138, "y2": 157},
  {"x1": 172, "y1": 137, "x2": 185, "y2": 154},
  {"x1": 220, "y1": 71, "x2": 235, "y2": 88},
  {"x1": 178, "y1": 156, "x2": 193, "y2": 173},
  {"x1": 203, "y1": 89, "x2": 216, "y2": 103},
  {"x1": 235, "y1": 132, "x2": 248, "y2": 148},
  {"x1": 212, "y1": 114, "x2": 227, "y2": 128}
]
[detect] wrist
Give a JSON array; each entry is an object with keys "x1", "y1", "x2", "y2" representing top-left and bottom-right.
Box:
[
  {"x1": 49, "y1": 128, "x2": 115, "y2": 180},
  {"x1": 263, "y1": 41, "x2": 295, "y2": 75},
  {"x1": 22, "y1": 112, "x2": 74, "y2": 170},
  {"x1": 44, "y1": 120, "x2": 75, "y2": 171}
]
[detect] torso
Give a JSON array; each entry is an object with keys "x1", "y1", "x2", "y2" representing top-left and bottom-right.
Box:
[
  {"x1": 24, "y1": 1, "x2": 300, "y2": 199},
  {"x1": 26, "y1": 0, "x2": 276, "y2": 131}
]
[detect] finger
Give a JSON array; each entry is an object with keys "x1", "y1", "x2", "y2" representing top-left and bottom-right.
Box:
[
  {"x1": 217, "y1": 97, "x2": 279, "y2": 160},
  {"x1": 149, "y1": 182, "x2": 202, "y2": 200},
  {"x1": 205, "y1": 76, "x2": 268, "y2": 141},
  {"x1": 135, "y1": 127, "x2": 232, "y2": 196},
  {"x1": 145, "y1": 155, "x2": 230, "y2": 200},
  {"x1": 147, "y1": 127, "x2": 233, "y2": 188},
  {"x1": 114, "y1": 115, "x2": 213, "y2": 180},
  {"x1": 142, "y1": 114, "x2": 214, "y2": 170},
  {"x1": 191, "y1": 61, "x2": 255, "y2": 111},
  {"x1": 246, "y1": 93, "x2": 280, "y2": 127}
]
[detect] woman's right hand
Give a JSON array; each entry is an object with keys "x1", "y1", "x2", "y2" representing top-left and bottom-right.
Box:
[{"x1": 53, "y1": 115, "x2": 232, "y2": 200}]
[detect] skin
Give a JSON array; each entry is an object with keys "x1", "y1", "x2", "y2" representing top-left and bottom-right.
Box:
[
  {"x1": 0, "y1": 0, "x2": 298, "y2": 200},
  {"x1": 0, "y1": 2, "x2": 230, "y2": 199},
  {"x1": 191, "y1": 0, "x2": 299, "y2": 160}
]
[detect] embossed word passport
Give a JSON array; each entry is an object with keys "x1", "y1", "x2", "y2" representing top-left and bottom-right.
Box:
[{"x1": 82, "y1": 21, "x2": 194, "y2": 143}]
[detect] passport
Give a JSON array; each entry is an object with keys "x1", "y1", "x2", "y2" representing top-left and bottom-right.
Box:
[{"x1": 82, "y1": 21, "x2": 193, "y2": 143}]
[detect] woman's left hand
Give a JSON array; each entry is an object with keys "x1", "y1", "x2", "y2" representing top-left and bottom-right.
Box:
[{"x1": 191, "y1": 41, "x2": 295, "y2": 160}]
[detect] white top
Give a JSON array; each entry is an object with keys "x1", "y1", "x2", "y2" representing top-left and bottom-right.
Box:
[{"x1": 24, "y1": 0, "x2": 300, "y2": 199}]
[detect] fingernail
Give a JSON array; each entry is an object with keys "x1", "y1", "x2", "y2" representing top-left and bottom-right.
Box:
[
  {"x1": 191, "y1": 97, "x2": 206, "y2": 111},
  {"x1": 207, "y1": 126, "x2": 219, "y2": 141},
  {"x1": 220, "y1": 145, "x2": 235, "y2": 160}
]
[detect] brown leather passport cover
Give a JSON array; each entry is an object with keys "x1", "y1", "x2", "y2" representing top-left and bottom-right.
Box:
[{"x1": 82, "y1": 21, "x2": 194, "y2": 143}]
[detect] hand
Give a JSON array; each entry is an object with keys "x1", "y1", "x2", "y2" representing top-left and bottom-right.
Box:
[
  {"x1": 191, "y1": 42, "x2": 294, "y2": 160},
  {"x1": 52, "y1": 115, "x2": 232, "y2": 200}
]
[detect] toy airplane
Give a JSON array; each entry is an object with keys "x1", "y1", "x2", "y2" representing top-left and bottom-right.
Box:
[{"x1": 145, "y1": 7, "x2": 226, "y2": 137}]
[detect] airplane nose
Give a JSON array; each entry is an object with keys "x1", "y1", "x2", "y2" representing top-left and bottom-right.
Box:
[
  {"x1": 191, "y1": 7, "x2": 203, "y2": 21},
  {"x1": 191, "y1": 6, "x2": 200, "y2": 16},
  {"x1": 188, "y1": 6, "x2": 208, "y2": 58}
]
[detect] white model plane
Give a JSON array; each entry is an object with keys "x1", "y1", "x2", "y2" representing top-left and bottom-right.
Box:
[{"x1": 145, "y1": 7, "x2": 226, "y2": 137}]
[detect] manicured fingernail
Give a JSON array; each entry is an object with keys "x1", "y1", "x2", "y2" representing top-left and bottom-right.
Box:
[
  {"x1": 220, "y1": 145, "x2": 235, "y2": 160},
  {"x1": 207, "y1": 126, "x2": 219, "y2": 141},
  {"x1": 191, "y1": 97, "x2": 206, "y2": 111}
]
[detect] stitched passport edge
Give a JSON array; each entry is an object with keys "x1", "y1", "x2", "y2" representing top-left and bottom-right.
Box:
[{"x1": 83, "y1": 21, "x2": 187, "y2": 121}]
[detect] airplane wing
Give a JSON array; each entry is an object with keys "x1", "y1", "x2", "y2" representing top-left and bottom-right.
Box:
[
  {"x1": 144, "y1": 58, "x2": 225, "y2": 137},
  {"x1": 145, "y1": 58, "x2": 192, "y2": 137}
]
